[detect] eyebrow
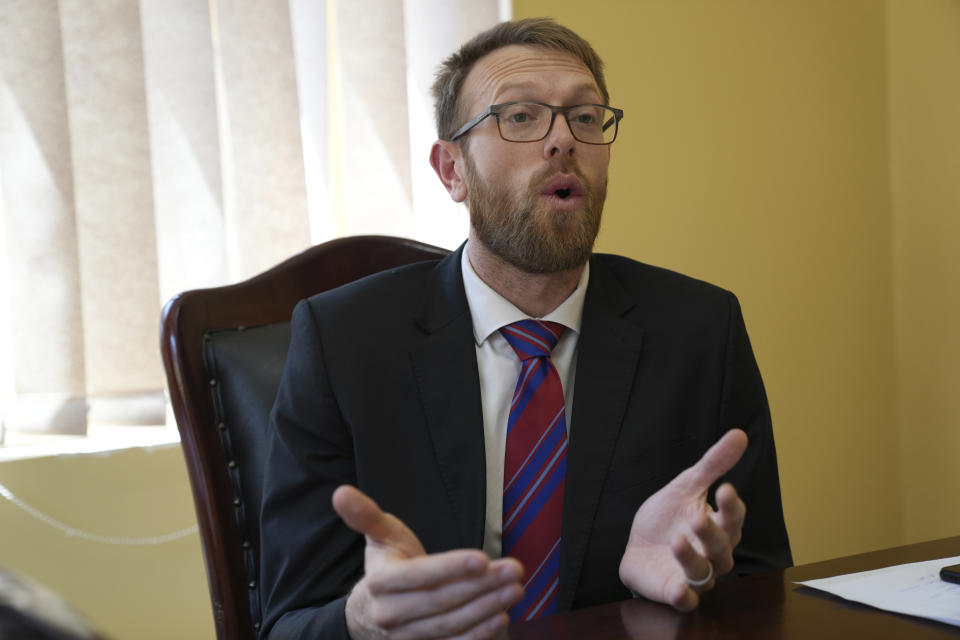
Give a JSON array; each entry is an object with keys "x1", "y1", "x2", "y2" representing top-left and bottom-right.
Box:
[{"x1": 496, "y1": 81, "x2": 603, "y2": 103}]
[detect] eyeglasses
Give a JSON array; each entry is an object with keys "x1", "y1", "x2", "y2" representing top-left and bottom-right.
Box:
[{"x1": 448, "y1": 101, "x2": 624, "y2": 145}]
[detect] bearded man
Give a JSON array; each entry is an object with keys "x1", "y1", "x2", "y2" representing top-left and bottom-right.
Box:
[{"x1": 259, "y1": 17, "x2": 791, "y2": 640}]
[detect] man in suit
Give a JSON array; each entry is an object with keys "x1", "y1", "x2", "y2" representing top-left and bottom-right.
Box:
[{"x1": 260, "y1": 17, "x2": 791, "y2": 640}]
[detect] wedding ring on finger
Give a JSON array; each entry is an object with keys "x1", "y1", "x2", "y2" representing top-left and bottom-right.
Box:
[{"x1": 686, "y1": 562, "x2": 714, "y2": 588}]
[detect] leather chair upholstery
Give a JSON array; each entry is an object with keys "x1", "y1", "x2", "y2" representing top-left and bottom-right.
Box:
[{"x1": 160, "y1": 236, "x2": 450, "y2": 640}]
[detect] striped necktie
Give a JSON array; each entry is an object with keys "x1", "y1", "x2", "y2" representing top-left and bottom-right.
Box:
[{"x1": 499, "y1": 319, "x2": 568, "y2": 622}]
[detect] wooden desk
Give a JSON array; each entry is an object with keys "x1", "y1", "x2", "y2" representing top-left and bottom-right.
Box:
[{"x1": 508, "y1": 537, "x2": 960, "y2": 639}]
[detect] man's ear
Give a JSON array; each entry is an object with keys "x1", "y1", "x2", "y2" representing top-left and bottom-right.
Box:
[{"x1": 430, "y1": 140, "x2": 468, "y2": 203}]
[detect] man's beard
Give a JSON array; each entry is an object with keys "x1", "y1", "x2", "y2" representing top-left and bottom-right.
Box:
[{"x1": 464, "y1": 155, "x2": 606, "y2": 274}]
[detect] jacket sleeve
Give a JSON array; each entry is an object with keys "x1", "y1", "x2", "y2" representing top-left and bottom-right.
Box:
[
  {"x1": 718, "y1": 292, "x2": 793, "y2": 573},
  {"x1": 259, "y1": 299, "x2": 363, "y2": 639}
]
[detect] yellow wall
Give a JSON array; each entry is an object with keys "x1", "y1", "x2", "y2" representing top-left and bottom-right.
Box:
[
  {"x1": 1, "y1": 3, "x2": 957, "y2": 638},
  {"x1": 0, "y1": 446, "x2": 213, "y2": 639},
  {"x1": 887, "y1": 0, "x2": 960, "y2": 543},
  {"x1": 514, "y1": 0, "x2": 960, "y2": 563}
]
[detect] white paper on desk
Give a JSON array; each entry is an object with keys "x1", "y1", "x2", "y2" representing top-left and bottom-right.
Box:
[{"x1": 796, "y1": 555, "x2": 960, "y2": 627}]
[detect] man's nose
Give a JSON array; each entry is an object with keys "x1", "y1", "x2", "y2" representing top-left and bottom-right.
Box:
[{"x1": 543, "y1": 114, "x2": 576, "y2": 159}]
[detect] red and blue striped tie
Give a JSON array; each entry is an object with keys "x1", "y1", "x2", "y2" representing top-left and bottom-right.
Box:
[{"x1": 500, "y1": 319, "x2": 568, "y2": 622}]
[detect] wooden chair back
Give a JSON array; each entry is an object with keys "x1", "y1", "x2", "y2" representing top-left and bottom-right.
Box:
[{"x1": 159, "y1": 236, "x2": 450, "y2": 639}]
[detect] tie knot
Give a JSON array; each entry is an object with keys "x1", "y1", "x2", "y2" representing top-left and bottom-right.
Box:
[{"x1": 500, "y1": 320, "x2": 566, "y2": 360}]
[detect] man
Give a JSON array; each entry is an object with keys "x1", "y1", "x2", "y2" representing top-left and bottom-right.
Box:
[{"x1": 260, "y1": 17, "x2": 791, "y2": 640}]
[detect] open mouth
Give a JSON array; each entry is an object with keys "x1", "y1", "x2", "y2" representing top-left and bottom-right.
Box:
[{"x1": 541, "y1": 174, "x2": 584, "y2": 201}]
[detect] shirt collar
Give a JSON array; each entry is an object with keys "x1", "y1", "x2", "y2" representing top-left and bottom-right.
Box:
[{"x1": 461, "y1": 243, "x2": 589, "y2": 346}]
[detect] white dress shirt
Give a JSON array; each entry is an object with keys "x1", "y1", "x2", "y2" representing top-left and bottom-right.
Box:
[{"x1": 460, "y1": 246, "x2": 589, "y2": 558}]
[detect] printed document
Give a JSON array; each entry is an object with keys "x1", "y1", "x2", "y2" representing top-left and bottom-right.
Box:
[{"x1": 797, "y1": 555, "x2": 960, "y2": 627}]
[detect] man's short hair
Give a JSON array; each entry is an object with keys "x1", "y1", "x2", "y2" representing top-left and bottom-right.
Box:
[{"x1": 431, "y1": 18, "x2": 610, "y2": 142}]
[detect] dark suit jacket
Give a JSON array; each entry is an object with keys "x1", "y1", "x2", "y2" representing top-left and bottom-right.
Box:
[{"x1": 259, "y1": 246, "x2": 792, "y2": 639}]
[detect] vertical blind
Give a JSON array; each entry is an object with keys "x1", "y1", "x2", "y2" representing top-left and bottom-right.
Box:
[{"x1": 0, "y1": 0, "x2": 504, "y2": 437}]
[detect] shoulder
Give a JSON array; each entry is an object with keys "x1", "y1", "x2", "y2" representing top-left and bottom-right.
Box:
[
  {"x1": 301, "y1": 249, "x2": 455, "y2": 317},
  {"x1": 289, "y1": 249, "x2": 464, "y2": 344},
  {"x1": 590, "y1": 253, "x2": 734, "y2": 309},
  {"x1": 306, "y1": 258, "x2": 440, "y2": 306},
  {"x1": 586, "y1": 253, "x2": 745, "y2": 341}
]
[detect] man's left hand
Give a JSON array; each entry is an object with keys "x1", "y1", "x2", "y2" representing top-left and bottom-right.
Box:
[{"x1": 618, "y1": 428, "x2": 748, "y2": 611}]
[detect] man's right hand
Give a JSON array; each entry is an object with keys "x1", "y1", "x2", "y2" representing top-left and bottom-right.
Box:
[{"x1": 332, "y1": 485, "x2": 524, "y2": 640}]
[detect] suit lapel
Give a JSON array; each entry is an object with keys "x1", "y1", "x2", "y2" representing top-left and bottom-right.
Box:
[
  {"x1": 409, "y1": 246, "x2": 487, "y2": 550},
  {"x1": 558, "y1": 256, "x2": 645, "y2": 610},
  {"x1": 406, "y1": 248, "x2": 645, "y2": 590}
]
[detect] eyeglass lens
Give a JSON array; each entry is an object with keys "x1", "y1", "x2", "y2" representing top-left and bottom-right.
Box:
[{"x1": 497, "y1": 103, "x2": 618, "y2": 144}]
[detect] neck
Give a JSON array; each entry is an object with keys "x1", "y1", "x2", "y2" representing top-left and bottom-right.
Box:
[{"x1": 466, "y1": 231, "x2": 585, "y2": 318}]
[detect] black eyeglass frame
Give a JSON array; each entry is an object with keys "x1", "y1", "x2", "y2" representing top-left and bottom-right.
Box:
[{"x1": 447, "y1": 101, "x2": 625, "y2": 145}]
